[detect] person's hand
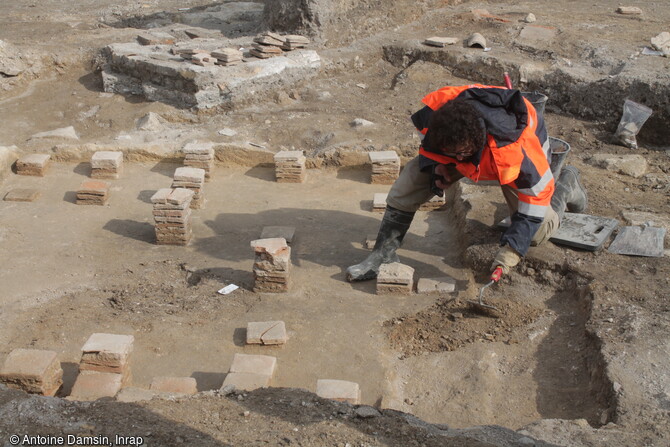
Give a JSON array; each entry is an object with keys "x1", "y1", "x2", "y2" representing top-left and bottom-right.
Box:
[
  {"x1": 434, "y1": 164, "x2": 456, "y2": 190},
  {"x1": 491, "y1": 245, "x2": 521, "y2": 275}
]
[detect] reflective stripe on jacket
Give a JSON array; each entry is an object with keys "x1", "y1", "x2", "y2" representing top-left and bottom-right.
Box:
[{"x1": 411, "y1": 85, "x2": 553, "y2": 256}]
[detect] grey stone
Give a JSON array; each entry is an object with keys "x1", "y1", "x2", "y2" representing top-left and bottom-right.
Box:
[
  {"x1": 136, "y1": 112, "x2": 165, "y2": 131},
  {"x1": 416, "y1": 277, "x2": 457, "y2": 294},
  {"x1": 590, "y1": 154, "x2": 647, "y2": 178},
  {"x1": 651, "y1": 32, "x2": 670, "y2": 56},
  {"x1": 378, "y1": 262, "x2": 414, "y2": 285},
  {"x1": 622, "y1": 211, "x2": 670, "y2": 245},
  {"x1": 355, "y1": 406, "x2": 381, "y2": 418},
  {"x1": 608, "y1": 225, "x2": 666, "y2": 257},
  {"x1": 423, "y1": 37, "x2": 459, "y2": 47},
  {"x1": 517, "y1": 437, "x2": 535, "y2": 446},
  {"x1": 517, "y1": 25, "x2": 557, "y2": 43},
  {"x1": 218, "y1": 128, "x2": 237, "y2": 137},
  {"x1": 351, "y1": 118, "x2": 374, "y2": 127},
  {"x1": 0, "y1": 40, "x2": 26, "y2": 76},
  {"x1": 523, "y1": 13, "x2": 536, "y2": 23}
]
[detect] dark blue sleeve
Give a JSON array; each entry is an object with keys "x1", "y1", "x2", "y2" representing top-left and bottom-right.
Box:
[
  {"x1": 500, "y1": 212, "x2": 543, "y2": 256},
  {"x1": 411, "y1": 106, "x2": 433, "y2": 131}
]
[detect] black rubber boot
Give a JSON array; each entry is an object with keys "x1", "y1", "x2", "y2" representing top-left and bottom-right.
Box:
[
  {"x1": 346, "y1": 205, "x2": 415, "y2": 282},
  {"x1": 550, "y1": 165, "x2": 588, "y2": 221}
]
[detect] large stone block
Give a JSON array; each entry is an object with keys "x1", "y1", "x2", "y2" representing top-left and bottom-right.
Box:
[{"x1": 0, "y1": 349, "x2": 63, "y2": 396}]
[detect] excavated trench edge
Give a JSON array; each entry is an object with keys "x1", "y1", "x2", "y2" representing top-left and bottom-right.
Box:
[
  {"x1": 382, "y1": 43, "x2": 669, "y2": 146},
  {"x1": 445, "y1": 180, "x2": 618, "y2": 427}
]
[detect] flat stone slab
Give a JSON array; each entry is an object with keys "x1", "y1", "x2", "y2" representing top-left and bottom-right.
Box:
[
  {"x1": 150, "y1": 376, "x2": 197, "y2": 395},
  {"x1": 368, "y1": 151, "x2": 399, "y2": 164},
  {"x1": 183, "y1": 141, "x2": 215, "y2": 156},
  {"x1": 622, "y1": 211, "x2": 670, "y2": 245},
  {"x1": 174, "y1": 166, "x2": 206, "y2": 183},
  {"x1": 69, "y1": 371, "x2": 122, "y2": 401},
  {"x1": 378, "y1": 262, "x2": 414, "y2": 285},
  {"x1": 30, "y1": 126, "x2": 79, "y2": 140},
  {"x1": 4, "y1": 188, "x2": 40, "y2": 202},
  {"x1": 517, "y1": 25, "x2": 557, "y2": 43},
  {"x1": 221, "y1": 372, "x2": 271, "y2": 391},
  {"x1": 608, "y1": 226, "x2": 666, "y2": 257},
  {"x1": 499, "y1": 213, "x2": 619, "y2": 251},
  {"x1": 91, "y1": 151, "x2": 123, "y2": 168},
  {"x1": 246, "y1": 321, "x2": 288, "y2": 345},
  {"x1": 229, "y1": 353, "x2": 277, "y2": 377},
  {"x1": 316, "y1": 379, "x2": 361, "y2": 405},
  {"x1": 372, "y1": 193, "x2": 387, "y2": 212},
  {"x1": 416, "y1": 276, "x2": 457, "y2": 294},
  {"x1": 423, "y1": 37, "x2": 459, "y2": 47},
  {"x1": 260, "y1": 226, "x2": 295, "y2": 244},
  {"x1": 589, "y1": 154, "x2": 647, "y2": 178},
  {"x1": 274, "y1": 151, "x2": 305, "y2": 162}
]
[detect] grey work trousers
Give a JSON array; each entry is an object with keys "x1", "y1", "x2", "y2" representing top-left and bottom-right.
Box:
[{"x1": 386, "y1": 156, "x2": 560, "y2": 246}]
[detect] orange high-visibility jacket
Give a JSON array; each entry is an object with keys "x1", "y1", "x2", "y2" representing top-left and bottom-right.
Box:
[{"x1": 411, "y1": 85, "x2": 553, "y2": 256}]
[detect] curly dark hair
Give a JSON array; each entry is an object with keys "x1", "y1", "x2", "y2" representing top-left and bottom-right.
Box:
[{"x1": 425, "y1": 99, "x2": 486, "y2": 157}]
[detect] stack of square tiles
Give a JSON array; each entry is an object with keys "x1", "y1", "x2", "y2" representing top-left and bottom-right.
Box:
[
  {"x1": 282, "y1": 35, "x2": 310, "y2": 50},
  {"x1": 250, "y1": 238, "x2": 291, "y2": 293},
  {"x1": 183, "y1": 142, "x2": 215, "y2": 181},
  {"x1": 372, "y1": 193, "x2": 387, "y2": 213},
  {"x1": 0, "y1": 349, "x2": 63, "y2": 396},
  {"x1": 369, "y1": 151, "x2": 400, "y2": 184},
  {"x1": 171, "y1": 167, "x2": 206, "y2": 209},
  {"x1": 251, "y1": 32, "x2": 285, "y2": 59},
  {"x1": 16, "y1": 154, "x2": 50, "y2": 176},
  {"x1": 212, "y1": 48, "x2": 243, "y2": 66},
  {"x1": 274, "y1": 150, "x2": 306, "y2": 183},
  {"x1": 151, "y1": 188, "x2": 194, "y2": 246},
  {"x1": 377, "y1": 262, "x2": 414, "y2": 294},
  {"x1": 418, "y1": 194, "x2": 446, "y2": 211},
  {"x1": 69, "y1": 333, "x2": 134, "y2": 401},
  {"x1": 76, "y1": 180, "x2": 110, "y2": 206},
  {"x1": 91, "y1": 151, "x2": 123, "y2": 179},
  {"x1": 221, "y1": 354, "x2": 277, "y2": 391}
]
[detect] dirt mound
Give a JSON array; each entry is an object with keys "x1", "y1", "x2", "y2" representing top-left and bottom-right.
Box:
[{"x1": 386, "y1": 295, "x2": 543, "y2": 357}]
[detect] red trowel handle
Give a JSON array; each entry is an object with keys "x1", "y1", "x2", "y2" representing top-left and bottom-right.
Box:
[
  {"x1": 503, "y1": 72, "x2": 513, "y2": 89},
  {"x1": 490, "y1": 266, "x2": 503, "y2": 282}
]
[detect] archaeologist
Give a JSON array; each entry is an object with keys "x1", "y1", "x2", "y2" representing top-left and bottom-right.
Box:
[{"x1": 346, "y1": 84, "x2": 588, "y2": 281}]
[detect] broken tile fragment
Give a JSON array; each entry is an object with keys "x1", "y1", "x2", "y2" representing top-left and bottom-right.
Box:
[
  {"x1": 246, "y1": 321, "x2": 288, "y2": 345},
  {"x1": 423, "y1": 37, "x2": 459, "y2": 47}
]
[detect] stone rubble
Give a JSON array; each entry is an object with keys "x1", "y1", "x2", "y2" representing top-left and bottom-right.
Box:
[
  {"x1": 274, "y1": 150, "x2": 306, "y2": 183},
  {"x1": 151, "y1": 188, "x2": 194, "y2": 246},
  {"x1": 250, "y1": 238, "x2": 291, "y2": 293}
]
